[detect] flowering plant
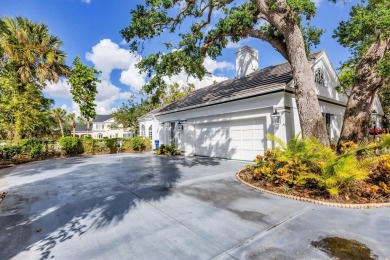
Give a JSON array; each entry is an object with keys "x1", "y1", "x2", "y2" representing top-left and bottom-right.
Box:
[{"x1": 369, "y1": 128, "x2": 386, "y2": 135}]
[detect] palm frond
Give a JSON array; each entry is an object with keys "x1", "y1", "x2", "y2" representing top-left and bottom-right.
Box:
[{"x1": 266, "y1": 133, "x2": 287, "y2": 150}]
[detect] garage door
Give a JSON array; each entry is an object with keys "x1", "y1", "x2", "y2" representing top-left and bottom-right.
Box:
[{"x1": 195, "y1": 118, "x2": 266, "y2": 160}]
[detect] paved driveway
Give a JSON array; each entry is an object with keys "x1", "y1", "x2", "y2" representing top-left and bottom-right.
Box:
[{"x1": 0, "y1": 154, "x2": 389, "y2": 259}]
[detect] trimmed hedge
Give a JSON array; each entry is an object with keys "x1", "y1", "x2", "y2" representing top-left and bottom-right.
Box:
[
  {"x1": 1, "y1": 137, "x2": 151, "y2": 161},
  {"x1": 59, "y1": 136, "x2": 151, "y2": 155}
]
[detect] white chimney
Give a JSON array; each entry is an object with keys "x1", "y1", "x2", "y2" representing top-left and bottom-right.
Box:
[{"x1": 235, "y1": 46, "x2": 258, "y2": 79}]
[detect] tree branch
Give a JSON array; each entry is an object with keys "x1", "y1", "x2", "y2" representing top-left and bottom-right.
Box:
[{"x1": 242, "y1": 27, "x2": 288, "y2": 59}]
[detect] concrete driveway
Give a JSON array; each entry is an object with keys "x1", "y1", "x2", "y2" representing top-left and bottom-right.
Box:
[{"x1": 0, "y1": 154, "x2": 389, "y2": 259}]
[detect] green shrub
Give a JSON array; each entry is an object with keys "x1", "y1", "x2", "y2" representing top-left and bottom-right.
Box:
[
  {"x1": 131, "y1": 136, "x2": 145, "y2": 151},
  {"x1": 102, "y1": 138, "x2": 119, "y2": 153},
  {"x1": 19, "y1": 139, "x2": 43, "y2": 158},
  {"x1": 156, "y1": 144, "x2": 181, "y2": 156},
  {"x1": 59, "y1": 136, "x2": 151, "y2": 155},
  {"x1": 121, "y1": 138, "x2": 133, "y2": 152},
  {"x1": 80, "y1": 138, "x2": 95, "y2": 154},
  {"x1": 0, "y1": 145, "x2": 21, "y2": 159},
  {"x1": 58, "y1": 136, "x2": 80, "y2": 155}
]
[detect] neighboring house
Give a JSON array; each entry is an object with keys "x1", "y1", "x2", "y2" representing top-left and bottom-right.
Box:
[
  {"x1": 75, "y1": 114, "x2": 134, "y2": 138},
  {"x1": 139, "y1": 46, "x2": 384, "y2": 160},
  {"x1": 138, "y1": 105, "x2": 169, "y2": 149}
]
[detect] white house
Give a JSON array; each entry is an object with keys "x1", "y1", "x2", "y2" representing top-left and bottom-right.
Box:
[
  {"x1": 75, "y1": 114, "x2": 134, "y2": 138},
  {"x1": 139, "y1": 46, "x2": 384, "y2": 160}
]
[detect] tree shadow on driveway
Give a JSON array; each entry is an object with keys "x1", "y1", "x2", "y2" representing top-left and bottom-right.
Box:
[{"x1": 0, "y1": 154, "x2": 191, "y2": 259}]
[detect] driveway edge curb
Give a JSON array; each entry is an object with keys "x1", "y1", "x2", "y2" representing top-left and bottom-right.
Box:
[{"x1": 236, "y1": 171, "x2": 390, "y2": 209}]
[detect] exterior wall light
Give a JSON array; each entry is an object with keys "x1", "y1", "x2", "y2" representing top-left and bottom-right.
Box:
[
  {"x1": 371, "y1": 109, "x2": 378, "y2": 141},
  {"x1": 271, "y1": 110, "x2": 281, "y2": 126},
  {"x1": 178, "y1": 122, "x2": 184, "y2": 131}
]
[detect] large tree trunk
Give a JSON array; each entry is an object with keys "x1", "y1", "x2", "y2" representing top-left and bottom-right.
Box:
[
  {"x1": 58, "y1": 119, "x2": 64, "y2": 137},
  {"x1": 87, "y1": 119, "x2": 90, "y2": 137},
  {"x1": 72, "y1": 126, "x2": 75, "y2": 137},
  {"x1": 338, "y1": 37, "x2": 390, "y2": 146},
  {"x1": 253, "y1": 1, "x2": 330, "y2": 146},
  {"x1": 283, "y1": 50, "x2": 330, "y2": 146},
  {"x1": 284, "y1": 25, "x2": 330, "y2": 146}
]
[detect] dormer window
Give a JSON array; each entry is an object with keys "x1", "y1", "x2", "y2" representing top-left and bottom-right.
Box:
[{"x1": 314, "y1": 68, "x2": 325, "y2": 86}]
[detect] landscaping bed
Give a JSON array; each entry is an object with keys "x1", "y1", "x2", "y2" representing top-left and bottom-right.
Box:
[
  {"x1": 238, "y1": 167, "x2": 389, "y2": 204},
  {"x1": 238, "y1": 134, "x2": 390, "y2": 205}
]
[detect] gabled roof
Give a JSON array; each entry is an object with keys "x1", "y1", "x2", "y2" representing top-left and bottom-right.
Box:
[
  {"x1": 157, "y1": 51, "x2": 324, "y2": 115},
  {"x1": 92, "y1": 114, "x2": 112, "y2": 122}
]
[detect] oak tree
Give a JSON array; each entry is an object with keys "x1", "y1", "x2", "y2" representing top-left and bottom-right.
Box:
[
  {"x1": 334, "y1": 0, "x2": 389, "y2": 144},
  {"x1": 121, "y1": 0, "x2": 330, "y2": 146}
]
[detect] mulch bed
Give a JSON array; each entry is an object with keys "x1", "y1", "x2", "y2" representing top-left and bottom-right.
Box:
[{"x1": 238, "y1": 168, "x2": 390, "y2": 205}]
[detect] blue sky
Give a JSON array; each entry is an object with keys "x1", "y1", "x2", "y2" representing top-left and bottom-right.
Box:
[{"x1": 0, "y1": 0, "x2": 356, "y2": 115}]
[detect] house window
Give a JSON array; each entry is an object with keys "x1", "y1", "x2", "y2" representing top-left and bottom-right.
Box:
[
  {"x1": 97, "y1": 133, "x2": 103, "y2": 138},
  {"x1": 124, "y1": 132, "x2": 134, "y2": 138},
  {"x1": 141, "y1": 125, "x2": 146, "y2": 136},
  {"x1": 314, "y1": 68, "x2": 325, "y2": 86},
  {"x1": 148, "y1": 125, "x2": 153, "y2": 140}
]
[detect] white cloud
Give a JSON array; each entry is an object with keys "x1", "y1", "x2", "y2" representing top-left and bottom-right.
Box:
[
  {"x1": 81, "y1": 0, "x2": 91, "y2": 4},
  {"x1": 203, "y1": 56, "x2": 234, "y2": 73},
  {"x1": 94, "y1": 80, "x2": 132, "y2": 114},
  {"x1": 46, "y1": 39, "x2": 234, "y2": 116},
  {"x1": 60, "y1": 104, "x2": 69, "y2": 112},
  {"x1": 148, "y1": 56, "x2": 232, "y2": 90},
  {"x1": 43, "y1": 79, "x2": 72, "y2": 99},
  {"x1": 119, "y1": 68, "x2": 145, "y2": 92},
  {"x1": 86, "y1": 39, "x2": 146, "y2": 92},
  {"x1": 45, "y1": 79, "x2": 132, "y2": 116},
  {"x1": 71, "y1": 102, "x2": 80, "y2": 117},
  {"x1": 86, "y1": 39, "x2": 133, "y2": 79},
  {"x1": 120, "y1": 39, "x2": 127, "y2": 46},
  {"x1": 162, "y1": 71, "x2": 228, "y2": 90}
]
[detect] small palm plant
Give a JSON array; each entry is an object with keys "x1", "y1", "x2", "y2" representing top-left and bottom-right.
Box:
[{"x1": 263, "y1": 134, "x2": 379, "y2": 195}]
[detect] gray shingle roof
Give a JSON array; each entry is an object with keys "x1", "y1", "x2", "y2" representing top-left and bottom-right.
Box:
[
  {"x1": 157, "y1": 51, "x2": 324, "y2": 114},
  {"x1": 75, "y1": 125, "x2": 92, "y2": 132},
  {"x1": 92, "y1": 114, "x2": 112, "y2": 122}
]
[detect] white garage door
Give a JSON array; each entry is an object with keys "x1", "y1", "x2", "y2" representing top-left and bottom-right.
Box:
[{"x1": 195, "y1": 118, "x2": 266, "y2": 160}]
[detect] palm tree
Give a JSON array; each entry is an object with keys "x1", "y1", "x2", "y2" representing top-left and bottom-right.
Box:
[
  {"x1": 51, "y1": 108, "x2": 67, "y2": 137},
  {"x1": 0, "y1": 16, "x2": 70, "y2": 86},
  {"x1": 0, "y1": 17, "x2": 70, "y2": 142},
  {"x1": 68, "y1": 113, "x2": 76, "y2": 137}
]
